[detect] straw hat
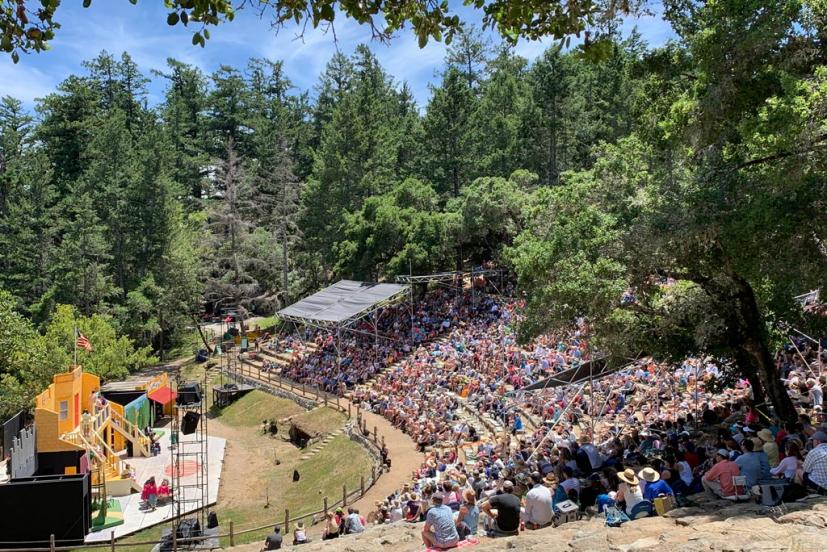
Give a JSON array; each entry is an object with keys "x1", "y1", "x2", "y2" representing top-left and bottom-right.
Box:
[
  {"x1": 638, "y1": 467, "x2": 660, "y2": 483},
  {"x1": 617, "y1": 468, "x2": 639, "y2": 485},
  {"x1": 757, "y1": 429, "x2": 774, "y2": 443}
]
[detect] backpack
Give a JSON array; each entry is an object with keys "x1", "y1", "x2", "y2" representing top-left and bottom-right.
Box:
[{"x1": 604, "y1": 506, "x2": 630, "y2": 527}]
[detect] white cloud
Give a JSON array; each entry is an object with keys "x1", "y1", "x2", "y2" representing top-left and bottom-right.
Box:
[{"x1": 0, "y1": 60, "x2": 57, "y2": 105}]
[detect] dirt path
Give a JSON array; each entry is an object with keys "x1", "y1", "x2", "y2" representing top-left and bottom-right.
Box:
[{"x1": 348, "y1": 406, "x2": 424, "y2": 513}]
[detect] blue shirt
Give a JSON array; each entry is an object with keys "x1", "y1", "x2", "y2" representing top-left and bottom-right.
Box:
[
  {"x1": 426, "y1": 504, "x2": 459, "y2": 545},
  {"x1": 735, "y1": 451, "x2": 770, "y2": 487},
  {"x1": 643, "y1": 479, "x2": 674, "y2": 500}
]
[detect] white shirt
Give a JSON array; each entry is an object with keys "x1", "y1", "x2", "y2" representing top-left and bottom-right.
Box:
[
  {"x1": 523, "y1": 484, "x2": 554, "y2": 526},
  {"x1": 620, "y1": 483, "x2": 644, "y2": 515},
  {"x1": 770, "y1": 455, "x2": 799, "y2": 479}
]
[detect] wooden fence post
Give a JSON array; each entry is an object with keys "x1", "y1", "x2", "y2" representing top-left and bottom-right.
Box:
[
  {"x1": 348, "y1": 402, "x2": 352, "y2": 418},
  {"x1": 229, "y1": 520, "x2": 235, "y2": 546},
  {"x1": 337, "y1": 396, "x2": 341, "y2": 410},
  {"x1": 372, "y1": 465, "x2": 377, "y2": 484},
  {"x1": 343, "y1": 484, "x2": 348, "y2": 507},
  {"x1": 360, "y1": 475, "x2": 365, "y2": 496},
  {"x1": 110, "y1": 530, "x2": 115, "y2": 552},
  {"x1": 373, "y1": 426, "x2": 377, "y2": 442},
  {"x1": 382, "y1": 435, "x2": 386, "y2": 449},
  {"x1": 324, "y1": 393, "x2": 328, "y2": 407},
  {"x1": 50, "y1": 535, "x2": 55, "y2": 552},
  {"x1": 324, "y1": 496, "x2": 329, "y2": 514},
  {"x1": 284, "y1": 508, "x2": 290, "y2": 533}
]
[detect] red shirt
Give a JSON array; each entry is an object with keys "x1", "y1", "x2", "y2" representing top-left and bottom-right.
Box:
[{"x1": 703, "y1": 460, "x2": 740, "y2": 497}]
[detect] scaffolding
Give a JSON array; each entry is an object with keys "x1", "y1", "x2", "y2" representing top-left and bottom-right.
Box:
[{"x1": 169, "y1": 370, "x2": 209, "y2": 549}]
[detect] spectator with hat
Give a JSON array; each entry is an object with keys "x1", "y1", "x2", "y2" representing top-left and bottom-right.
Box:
[
  {"x1": 639, "y1": 467, "x2": 674, "y2": 501},
  {"x1": 702, "y1": 449, "x2": 741, "y2": 499},
  {"x1": 615, "y1": 468, "x2": 644, "y2": 515},
  {"x1": 758, "y1": 428, "x2": 780, "y2": 467}
]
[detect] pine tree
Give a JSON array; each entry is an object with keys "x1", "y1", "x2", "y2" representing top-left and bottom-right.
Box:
[
  {"x1": 420, "y1": 67, "x2": 476, "y2": 198},
  {"x1": 470, "y1": 48, "x2": 531, "y2": 179},
  {"x1": 522, "y1": 45, "x2": 574, "y2": 185},
  {"x1": 204, "y1": 138, "x2": 271, "y2": 327},
  {"x1": 155, "y1": 59, "x2": 210, "y2": 200}
]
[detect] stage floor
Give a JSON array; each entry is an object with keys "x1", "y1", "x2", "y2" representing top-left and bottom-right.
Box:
[{"x1": 84, "y1": 426, "x2": 226, "y2": 543}]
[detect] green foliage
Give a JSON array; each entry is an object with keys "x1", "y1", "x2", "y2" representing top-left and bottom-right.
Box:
[
  {"x1": 336, "y1": 178, "x2": 454, "y2": 279},
  {"x1": 0, "y1": 290, "x2": 50, "y2": 419},
  {"x1": 43, "y1": 304, "x2": 157, "y2": 381},
  {"x1": 447, "y1": 173, "x2": 531, "y2": 265},
  {"x1": 2, "y1": 1, "x2": 643, "y2": 63},
  {"x1": 0, "y1": 292, "x2": 155, "y2": 420},
  {"x1": 509, "y1": 0, "x2": 827, "y2": 420}
]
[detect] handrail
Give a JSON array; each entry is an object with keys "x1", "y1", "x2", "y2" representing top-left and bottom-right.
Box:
[{"x1": 108, "y1": 408, "x2": 150, "y2": 456}]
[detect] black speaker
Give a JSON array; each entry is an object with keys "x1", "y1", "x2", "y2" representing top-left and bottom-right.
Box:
[
  {"x1": 176, "y1": 382, "x2": 203, "y2": 406},
  {"x1": 176, "y1": 518, "x2": 201, "y2": 539},
  {"x1": 181, "y1": 411, "x2": 200, "y2": 435}
]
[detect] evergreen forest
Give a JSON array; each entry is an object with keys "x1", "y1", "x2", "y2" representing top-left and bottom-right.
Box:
[{"x1": 1, "y1": 1, "x2": 826, "y2": 421}]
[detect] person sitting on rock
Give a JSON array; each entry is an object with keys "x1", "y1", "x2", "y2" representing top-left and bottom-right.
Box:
[
  {"x1": 803, "y1": 431, "x2": 827, "y2": 494},
  {"x1": 262, "y1": 526, "x2": 282, "y2": 550},
  {"x1": 422, "y1": 492, "x2": 460, "y2": 549},
  {"x1": 702, "y1": 449, "x2": 741, "y2": 499},
  {"x1": 481, "y1": 480, "x2": 521, "y2": 537}
]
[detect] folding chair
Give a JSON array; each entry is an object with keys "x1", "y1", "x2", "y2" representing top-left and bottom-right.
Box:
[{"x1": 723, "y1": 475, "x2": 752, "y2": 502}]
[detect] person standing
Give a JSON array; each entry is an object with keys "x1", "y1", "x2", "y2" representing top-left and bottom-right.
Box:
[{"x1": 142, "y1": 477, "x2": 158, "y2": 511}]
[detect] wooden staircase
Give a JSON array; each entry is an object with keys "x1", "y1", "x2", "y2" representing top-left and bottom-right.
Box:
[{"x1": 108, "y1": 407, "x2": 151, "y2": 457}]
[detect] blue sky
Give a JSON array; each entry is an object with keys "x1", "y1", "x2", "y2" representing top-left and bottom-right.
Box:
[{"x1": 0, "y1": 1, "x2": 676, "y2": 111}]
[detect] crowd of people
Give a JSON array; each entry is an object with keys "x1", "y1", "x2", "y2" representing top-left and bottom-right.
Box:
[{"x1": 260, "y1": 282, "x2": 827, "y2": 548}]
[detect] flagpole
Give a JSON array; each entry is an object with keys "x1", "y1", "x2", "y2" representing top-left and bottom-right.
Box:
[{"x1": 74, "y1": 327, "x2": 78, "y2": 367}]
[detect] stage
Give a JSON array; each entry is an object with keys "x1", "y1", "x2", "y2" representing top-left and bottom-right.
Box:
[{"x1": 83, "y1": 427, "x2": 226, "y2": 543}]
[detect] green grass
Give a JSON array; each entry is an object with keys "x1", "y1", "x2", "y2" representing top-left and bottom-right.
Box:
[
  {"x1": 290, "y1": 406, "x2": 347, "y2": 435},
  {"x1": 221, "y1": 434, "x2": 372, "y2": 546},
  {"x1": 73, "y1": 524, "x2": 164, "y2": 552},
  {"x1": 165, "y1": 326, "x2": 206, "y2": 362},
  {"x1": 253, "y1": 314, "x2": 280, "y2": 330},
  {"x1": 218, "y1": 390, "x2": 305, "y2": 427}
]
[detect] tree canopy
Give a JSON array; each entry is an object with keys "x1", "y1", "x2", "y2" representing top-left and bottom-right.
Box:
[{"x1": 2, "y1": 0, "x2": 646, "y2": 62}]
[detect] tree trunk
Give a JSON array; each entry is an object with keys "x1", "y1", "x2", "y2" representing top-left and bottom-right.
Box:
[
  {"x1": 192, "y1": 317, "x2": 213, "y2": 354},
  {"x1": 730, "y1": 275, "x2": 797, "y2": 422}
]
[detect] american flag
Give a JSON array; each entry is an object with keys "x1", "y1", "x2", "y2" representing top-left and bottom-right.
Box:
[{"x1": 76, "y1": 332, "x2": 92, "y2": 352}]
